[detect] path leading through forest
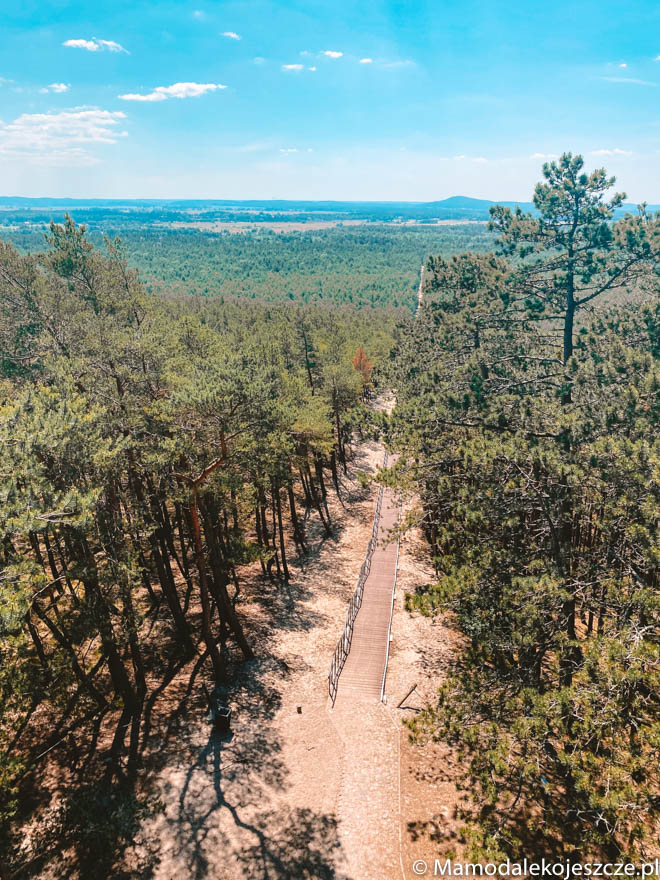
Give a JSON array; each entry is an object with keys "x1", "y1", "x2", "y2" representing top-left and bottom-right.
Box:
[
  {"x1": 332, "y1": 471, "x2": 399, "y2": 703},
  {"x1": 327, "y1": 412, "x2": 403, "y2": 877},
  {"x1": 416, "y1": 263, "x2": 425, "y2": 315},
  {"x1": 128, "y1": 405, "x2": 457, "y2": 879}
]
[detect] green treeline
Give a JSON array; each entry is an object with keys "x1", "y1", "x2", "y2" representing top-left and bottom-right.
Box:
[
  {"x1": 3, "y1": 224, "x2": 493, "y2": 310},
  {"x1": 0, "y1": 218, "x2": 395, "y2": 870},
  {"x1": 388, "y1": 154, "x2": 660, "y2": 858}
]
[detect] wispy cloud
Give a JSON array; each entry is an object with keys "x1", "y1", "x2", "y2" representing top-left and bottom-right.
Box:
[
  {"x1": 282, "y1": 64, "x2": 304, "y2": 71},
  {"x1": 63, "y1": 38, "x2": 128, "y2": 53},
  {"x1": 118, "y1": 82, "x2": 226, "y2": 102},
  {"x1": 591, "y1": 148, "x2": 633, "y2": 156},
  {"x1": 0, "y1": 107, "x2": 127, "y2": 165},
  {"x1": 359, "y1": 58, "x2": 373, "y2": 64},
  {"x1": 222, "y1": 31, "x2": 241, "y2": 40},
  {"x1": 453, "y1": 155, "x2": 488, "y2": 162},
  {"x1": 530, "y1": 152, "x2": 559, "y2": 159},
  {"x1": 600, "y1": 75, "x2": 656, "y2": 86},
  {"x1": 237, "y1": 141, "x2": 272, "y2": 152},
  {"x1": 192, "y1": 10, "x2": 206, "y2": 20},
  {"x1": 380, "y1": 59, "x2": 416, "y2": 69},
  {"x1": 280, "y1": 148, "x2": 298, "y2": 153},
  {"x1": 323, "y1": 50, "x2": 343, "y2": 58},
  {"x1": 40, "y1": 82, "x2": 70, "y2": 94}
]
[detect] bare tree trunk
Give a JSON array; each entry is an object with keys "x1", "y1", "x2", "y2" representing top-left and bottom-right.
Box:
[
  {"x1": 273, "y1": 478, "x2": 290, "y2": 581},
  {"x1": 189, "y1": 492, "x2": 226, "y2": 683},
  {"x1": 287, "y1": 469, "x2": 306, "y2": 553}
]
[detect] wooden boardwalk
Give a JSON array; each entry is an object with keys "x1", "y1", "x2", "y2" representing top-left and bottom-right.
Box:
[{"x1": 333, "y1": 486, "x2": 400, "y2": 704}]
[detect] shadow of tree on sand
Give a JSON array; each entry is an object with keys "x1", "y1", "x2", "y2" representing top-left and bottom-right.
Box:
[
  {"x1": 233, "y1": 806, "x2": 346, "y2": 880},
  {"x1": 139, "y1": 725, "x2": 348, "y2": 879}
]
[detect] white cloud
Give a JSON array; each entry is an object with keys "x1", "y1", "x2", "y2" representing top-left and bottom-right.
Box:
[
  {"x1": 96, "y1": 39, "x2": 128, "y2": 52},
  {"x1": 591, "y1": 148, "x2": 633, "y2": 156},
  {"x1": 359, "y1": 58, "x2": 373, "y2": 64},
  {"x1": 63, "y1": 39, "x2": 98, "y2": 51},
  {"x1": 118, "y1": 82, "x2": 226, "y2": 101},
  {"x1": 655, "y1": 55, "x2": 660, "y2": 61},
  {"x1": 530, "y1": 152, "x2": 559, "y2": 159},
  {"x1": 601, "y1": 76, "x2": 656, "y2": 86},
  {"x1": 63, "y1": 37, "x2": 128, "y2": 53},
  {"x1": 192, "y1": 10, "x2": 205, "y2": 20},
  {"x1": 323, "y1": 50, "x2": 343, "y2": 58},
  {"x1": 222, "y1": 31, "x2": 241, "y2": 40},
  {"x1": 0, "y1": 107, "x2": 127, "y2": 165},
  {"x1": 308, "y1": 66, "x2": 316, "y2": 71},
  {"x1": 40, "y1": 82, "x2": 70, "y2": 94},
  {"x1": 282, "y1": 64, "x2": 304, "y2": 71},
  {"x1": 453, "y1": 155, "x2": 488, "y2": 162},
  {"x1": 280, "y1": 148, "x2": 298, "y2": 153}
]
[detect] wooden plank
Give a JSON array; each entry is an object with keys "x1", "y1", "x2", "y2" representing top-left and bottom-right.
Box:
[{"x1": 333, "y1": 479, "x2": 400, "y2": 706}]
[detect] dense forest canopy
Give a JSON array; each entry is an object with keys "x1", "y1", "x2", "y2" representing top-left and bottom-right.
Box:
[
  {"x1": 0, "y1": 219, "x2": 395, "y2": 874},
  {"x1": 387, "y1": 153, "x2": 660, "y2": 858},
  {"x1": 2, "y1": 224, "x2": 494, "y2": 310}
]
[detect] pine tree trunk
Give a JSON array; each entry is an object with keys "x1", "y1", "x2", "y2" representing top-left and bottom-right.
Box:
[
  {"x1": 189, "y1": 493, "x2": 226, "y2": 683},
  {"x1": 273, "y1": 478, "x2": 290, "y2": 581},
  {"x1": 32, "y1": 600, "x2": 107, "y2": 707},
  {"x1": 198, "y1": 495, "x2": 255, "y2": 661},
  {"x1": 287, "y1": 469, "x2": 306, "y2": 553},
  {"x1": 307, "y1": 464, "x2": 332, "y2": 536}
]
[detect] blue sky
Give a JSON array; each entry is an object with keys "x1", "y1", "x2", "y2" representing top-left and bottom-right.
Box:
[{"x1": 1, "y1": 0, "x2": 660, "y2": 200}]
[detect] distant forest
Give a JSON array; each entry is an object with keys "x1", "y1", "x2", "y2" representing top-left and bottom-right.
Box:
[
  {"x1": 2, "y1": 225, "x2": 494, "y2": 310},
  {"x1": 2, "y1": 195, "x2": 659, "y2": 224}
]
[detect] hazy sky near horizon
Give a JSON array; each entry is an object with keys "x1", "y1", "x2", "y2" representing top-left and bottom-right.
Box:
[{"x1": 2, "y1": 0, "x2": 660, "y2": 201}]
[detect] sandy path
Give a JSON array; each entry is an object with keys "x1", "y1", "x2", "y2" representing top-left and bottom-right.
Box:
[
  {"x1": 329, "y1": 701, "x2": 401, "y2": 879},
  {"x1": 327, "y1": 431, "x2": 403, "y2": 878},
  {"x1": 416, "y1": 263, "x2": 425, "y2": 316},
  {"x1": 125, "y1": 408, "x2": 457, "y2": 879},
  {"x1": 333, "y1": 485, "x2": 400, "y2": 702}
]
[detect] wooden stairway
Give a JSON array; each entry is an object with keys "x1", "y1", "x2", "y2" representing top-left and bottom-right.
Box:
[{"x1": 333, "y1": 489, "x2": 400, "y2": 704}]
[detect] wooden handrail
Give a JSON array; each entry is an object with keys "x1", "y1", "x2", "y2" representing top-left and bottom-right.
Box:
[{"x1": 328, "y1": 452, "x2": 388, "y2": 705}]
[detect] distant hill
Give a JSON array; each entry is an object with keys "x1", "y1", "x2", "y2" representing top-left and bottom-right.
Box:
[
  {"x1": 425, "y1": 195, "x2": 655, "y2": 220},
  {"x1": 424, "y1": 196, "x2": 537, "y2": 219}
]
